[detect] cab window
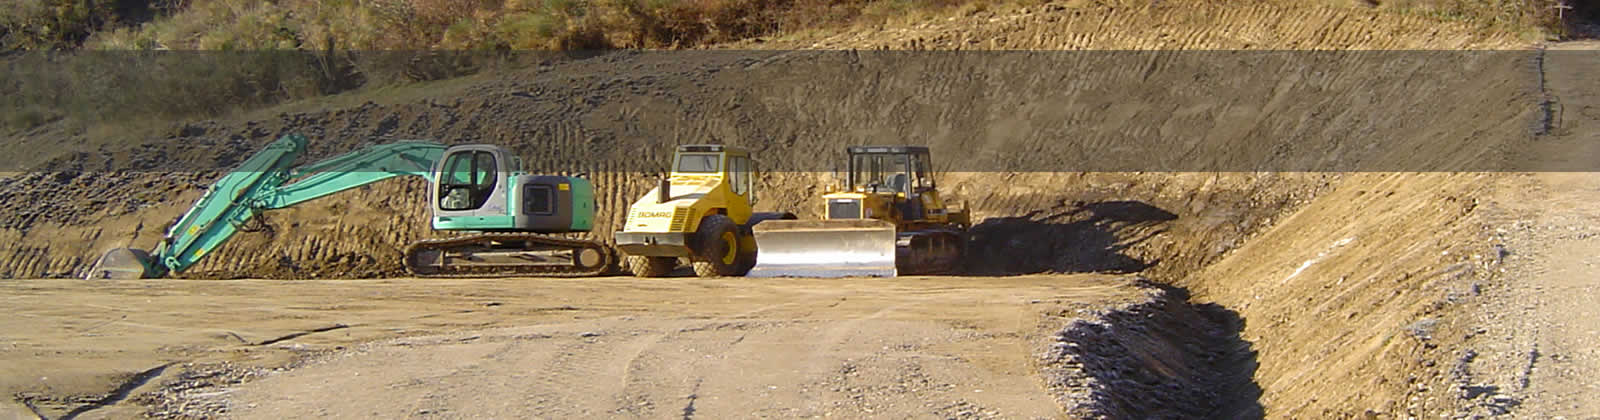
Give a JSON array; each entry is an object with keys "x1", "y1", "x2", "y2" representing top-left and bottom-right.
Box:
[
  {"x1": 439, "y1": 151, "x2": 497, "y2": 211},
  {"x1": 729, "y1": 156, "x2": 749, "y2": 195},
  {"x1": 911, "y1": 152, "x2": 933, "y2": 191},
  {"x1": 851, "y1": 153, "x2": 910, "y2": 193},
  {"x1": 676, "y1": 153, "x2": 720, "y2": 173}
]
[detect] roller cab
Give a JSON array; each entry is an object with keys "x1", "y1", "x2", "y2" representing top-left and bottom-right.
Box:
[{"x1": 616, "y1": 144, "x2": 792, "y2": 277}]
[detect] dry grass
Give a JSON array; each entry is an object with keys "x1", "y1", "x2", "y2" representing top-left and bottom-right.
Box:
[
  {"x1": 0, "y1": 49, "x2": 515, "y2": 133},
  {"x1": 67, "y1": 0, "x2": 874, "y2": 51},
  {"x1": 3, "y1": 0, "x2": 1577, "y2": 52}
]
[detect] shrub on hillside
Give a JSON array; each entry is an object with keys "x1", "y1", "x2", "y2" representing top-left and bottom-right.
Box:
[{"x1": 1, "y1": 0, "x2": 123, "y2": 51}]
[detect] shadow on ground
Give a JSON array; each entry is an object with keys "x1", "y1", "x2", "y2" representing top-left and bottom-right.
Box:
[
  {"x1": 1047, "y1": 281, "x2": 1265, "y2": 419},
  {"x1": 621, "y1": 200, "x2": 1178, "y2": 278},
  {"x1": 964, "y1": 200, "x2": 1178, "y2": 276}
]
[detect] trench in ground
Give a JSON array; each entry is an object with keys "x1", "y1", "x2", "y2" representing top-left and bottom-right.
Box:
[{"x1": 959, "y1": 196, "x2": 1274, "y2": 419}]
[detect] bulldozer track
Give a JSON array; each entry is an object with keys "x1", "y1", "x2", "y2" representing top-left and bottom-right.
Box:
[
  {"x1": 896, "y1": 227, "x2": 967, "y2": 276},
  {"x1": 403, "y1": 233, "x2": 616, "y2": 278}
]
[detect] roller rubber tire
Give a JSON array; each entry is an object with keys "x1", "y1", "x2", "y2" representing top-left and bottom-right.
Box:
[
  {"x1": 734, "y1": 232, "x2": 758, "y2": 276},
  {"x1": 691, "y1": 215, "x2": 742, "y2": 277},
  {"x1": 627, "y1": 255, "x2": 675, "y2": 277}
]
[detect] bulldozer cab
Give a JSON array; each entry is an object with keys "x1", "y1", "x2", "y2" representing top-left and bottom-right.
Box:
[
  {"x1": 846, "y1": 146, "x2": 933, "y2": 197},
  {"x1": 842, "y1": 146, "x2": 943, "y2": 222}
]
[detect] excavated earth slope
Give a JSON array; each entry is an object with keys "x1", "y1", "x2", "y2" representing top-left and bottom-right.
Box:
[{"x1": 0, "y1": 48, "x2": 1539, "y2": 280}]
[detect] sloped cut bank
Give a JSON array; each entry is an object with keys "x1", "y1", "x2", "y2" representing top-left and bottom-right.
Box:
[{"x1": 1041, "y1": 282, "x2": 1262, "y2": 419}]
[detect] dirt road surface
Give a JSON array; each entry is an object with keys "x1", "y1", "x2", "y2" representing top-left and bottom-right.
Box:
[
  {"x1": 1466, "y1": 40, "x2": 1600, "y2": 419},
  {"x1": 1, "y1": 274, "x2": 1152, "y2": 419}
]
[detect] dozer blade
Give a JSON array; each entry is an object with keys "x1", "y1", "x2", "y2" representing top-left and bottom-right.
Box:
[
  {"x1": 84, "y1": 247, "x2": 155, "y2": 280},
  {"x1": 748, "y1": 219, "x2": 898, "y2": 278}
]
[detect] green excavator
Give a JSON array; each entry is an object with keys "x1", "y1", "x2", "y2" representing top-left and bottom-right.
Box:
[{"x1": 83, "y1": 133, "x2": 613, "y2": 279}]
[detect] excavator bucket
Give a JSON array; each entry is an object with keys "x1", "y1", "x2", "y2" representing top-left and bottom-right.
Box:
[
  {"x1": 747, "y1": 219, "x2": 899, "y2": 278},
  {"x1": 83, "y1": 248, "x2": 155, "y2": 280}
]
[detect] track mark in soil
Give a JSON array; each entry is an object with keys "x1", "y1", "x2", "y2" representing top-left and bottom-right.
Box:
[
  {"x1": 254, "y1": 324, "x2": 349, "y2": 346},
  {"x1": 76, "y1": 314, "x2": 127, "y2": 334},
  {"x1": 57, "y1": 363, "x2": 172, "y2": 420},
  {"x1": 681, "y1": 379, "x2": 702, "y2": 420},
  {"x1": 17, "y1": 397, "x2": 47, "y2": 420},
  {"x1": 527, "y1": 333, "x2": 657, "y2": 418}
]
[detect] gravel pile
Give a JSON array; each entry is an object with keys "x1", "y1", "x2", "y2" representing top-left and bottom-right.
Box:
[{"x1": 134, "y1": 362, "x2": 271, "y2": 419}]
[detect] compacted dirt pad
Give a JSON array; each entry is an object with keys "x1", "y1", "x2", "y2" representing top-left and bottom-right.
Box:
[{"x1": 2, "y1": 274, "x2": 1164, "y2": 419}]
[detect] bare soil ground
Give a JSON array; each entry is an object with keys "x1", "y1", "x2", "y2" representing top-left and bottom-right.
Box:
[
  {"x1": 1458, "y1": 40, "x2": 1600, "y2": 419},
  {"x1": 2, "y1": 274, "x2": 1149, "y2": 419},
  {"x1": 728, "y1": 2, "x2": 1526, "y2": 50}
]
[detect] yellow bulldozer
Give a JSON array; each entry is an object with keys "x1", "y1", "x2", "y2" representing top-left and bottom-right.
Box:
[
  {"x1": 614, "y1": 144, "x2": 796, "y2": 277},
  {"x1": 747, "y1": 145, "x2": 970, "y2": 278}
]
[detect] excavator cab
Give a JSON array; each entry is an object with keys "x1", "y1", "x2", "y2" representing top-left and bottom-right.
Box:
[
  {"x1": 436, "y1": 148, "x2": 503, "y2": 212},
  {"x1": 429, "y1": 145, "x2": 595, "y2": 234}
]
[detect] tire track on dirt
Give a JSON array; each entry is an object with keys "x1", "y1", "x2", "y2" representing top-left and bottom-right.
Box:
[
  {"x1": 523, "y1": 328, "x2": 702, "y2": 418},
  {"x1": 606, "y1": 300, "x2": 806, "y2": 417},
  {"x1": 611, "y1": 322, "x2": 759, "y2": 418}
]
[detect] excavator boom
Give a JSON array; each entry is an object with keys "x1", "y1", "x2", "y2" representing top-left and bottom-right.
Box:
[{"x1": 85, "y1": 134, "x2": 447, "y2": 279}]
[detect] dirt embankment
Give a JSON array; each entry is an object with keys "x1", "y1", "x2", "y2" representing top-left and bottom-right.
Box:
[
  {"x1": 1172, "y1": 173, "x2": 1511, "y2": 417},
  {"x1": 0, "y1": 48, "x2": 1537, "y2": 280},
  {"x1": 731, "y1": 2, "x2": 1528, "y2": 50}
]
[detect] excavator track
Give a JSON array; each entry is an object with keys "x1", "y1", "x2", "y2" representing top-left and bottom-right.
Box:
[{"x1": 403, "y1": 233, "x2": 615, "y2": 278}]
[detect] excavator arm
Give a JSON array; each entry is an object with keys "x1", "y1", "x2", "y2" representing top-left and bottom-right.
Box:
[{"x1": 88, "y1": 133, "x2": 448, "y2": 279}]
